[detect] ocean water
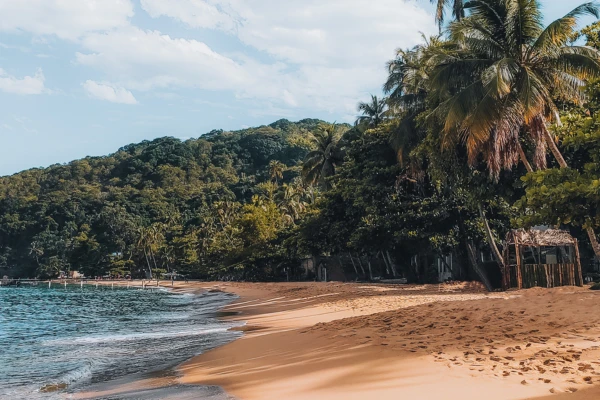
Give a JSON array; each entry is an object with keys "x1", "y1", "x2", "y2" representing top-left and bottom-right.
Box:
[{"x1": 0, "y1": 285, "x2": 242, "y2": 399}]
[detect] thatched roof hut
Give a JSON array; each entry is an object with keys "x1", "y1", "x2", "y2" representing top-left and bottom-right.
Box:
[
  {"x1": 502, "y1": 228, "x2": 583, "y2": 290},
  {"x1": 507, "y1": 229, "x2": 577, "y2": 247}
]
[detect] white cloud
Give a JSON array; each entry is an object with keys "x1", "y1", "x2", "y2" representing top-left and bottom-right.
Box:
[
  {"x1": 77, "y1": 28, "x2": 252, "y2": 92},
  {"x1": 0, "y1": 0, "x2": 134, "y2": 40},
  {"x1": 0, "y1": 68, "x2": 45, "y2": 95},
  {"x1": 140, "y1": 0, "x2": 238, "y2": 31},
  {"x1": 133, "y1": 0, "x2": 436, "y2": 116},
  {"x1": 73, "y1": 24, "x2": 417, "y2": 116},
  {"x1": 1, "y1": 0, "x2": 435, "y2": 116},
  {"x1": 141, "y1": 0, "x2": 435, "y2": 66},
  {"x1": 83, "y1": 80, "x2": 137, "y2": 104}
]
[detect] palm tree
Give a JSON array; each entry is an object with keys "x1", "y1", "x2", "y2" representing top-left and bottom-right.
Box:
[
  {"x1": 384, "y1": 36, "x2": 450, "y2": 166},
  {"x1": 431, "y1": 0, "x2": 465, "y2": 29},
  {"x1": 302, "y1": 123, "x2": 346, "y2": 189},
  {"x1": 429, "y1": 0, "x2": 600, "y2": 255},
  {"x1": 29, "y1": 241, "x2": 44, "y2": 267},
  {"x1": 137, "y1": 224, "x2": 165, "y2": 279},
  {"x1": 268, "y1": 160, "x2": 285, "y2": 184},
  {"x1": 356, "y1": 95, "x2": 387, "y2": 128},
  {"x1": 430, "y1": 0, "x2": 600, "y2": 173},
  {"x1": 276, "y1": 179, "x2": 309, "y2": 226}
]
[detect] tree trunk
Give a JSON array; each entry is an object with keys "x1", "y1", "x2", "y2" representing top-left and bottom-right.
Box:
[
  {"x1": 478, "y1": 204, "x2": 505, "y2": 268},
  {"x1": 586, "y1": 226, "x2": 600, "y2": 259},
  {"x1": 150, "y1": 251, "x2": 159, "y2": 275},
  {"x1": 143, "y1": 249, "x2": 153, "y2": 279},
  {"x1": 385, "y1": 251, "x2": 398, "y2": 277},
  {"x1": 366, "y1": 258, "x2": 374, "y2": 281},
  {"x1": 348, "y1": 253, "x2": 359, "y2": 279},
  {"x1": 466, "y1": 241, "x2": 493, "y2": 292},
  {"x1": 378, "y1": 251, "x2": 391, "y2": 275},
  {"x1": 517, "y1": 142, "x2": 534, "y2": 173},
  {"x1": 355, "y1": 253, "x2": 366, "y2": 277},
  {"x1": 543, "y1": 125, "x2": 568, "y2": 168}
]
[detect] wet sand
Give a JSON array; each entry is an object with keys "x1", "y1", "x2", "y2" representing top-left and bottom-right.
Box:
[{"x1": 81, "y1": 281, "x2": 600, "y2": 399}]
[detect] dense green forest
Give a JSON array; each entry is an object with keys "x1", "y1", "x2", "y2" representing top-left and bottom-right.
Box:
[{"x1": 2, "y1": 0, "x2": 600, "y2": 286}]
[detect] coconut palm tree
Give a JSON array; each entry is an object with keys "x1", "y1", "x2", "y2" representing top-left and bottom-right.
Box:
[
  {"x1": 355, "y1": 95, "x2": 388, "y2": 128},
  {"x1": 302, "y1": 123, "x2": 346, "y2": 189},
  {"x1": 276, "y1": 178, "x2": 309, "y2": 226},
  {"x1": 429, "y1": 0, "x2": 600, "y2": 256},
  {"x1": 137, "y1": 224, "x2": 165, "y2": 279},
  {"x1": 268, "y1": 160, "x2": 285, "y2": 184},
  {"x1": 431, "y1": 0, "x2": 465, "y2": 29},
  {"x1": 430, "y1": 0, "x2": 600, "y2": 174},
  {"x1": 384, "y1": 36, "x2": 450, "y2": 165}
]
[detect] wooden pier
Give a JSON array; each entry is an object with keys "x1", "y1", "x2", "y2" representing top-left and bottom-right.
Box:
[{"x1": 1, "y1": 278, "x2": 170, "y2": 290}]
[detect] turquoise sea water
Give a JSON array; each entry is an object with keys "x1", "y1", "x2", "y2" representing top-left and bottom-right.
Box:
[{"x1": 0, "y1": 285, "x2": 241, "y2": 399}]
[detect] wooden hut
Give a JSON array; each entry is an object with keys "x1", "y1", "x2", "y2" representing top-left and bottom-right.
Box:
[{"x1": 502, "y1": 229, "x2": 583, "y2": 290}]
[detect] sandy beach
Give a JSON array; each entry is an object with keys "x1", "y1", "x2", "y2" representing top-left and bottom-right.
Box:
[{"x1": 80, "y1": 281, "x2": 600, "y2": 400}]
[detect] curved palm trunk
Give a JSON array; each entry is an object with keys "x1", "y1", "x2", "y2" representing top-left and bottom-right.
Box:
[
  {"x1": 478, "y1": 204, "x2": 505, "y2": 267},
  {"x1": 385, "y1": 251, "x2": 398, "y2": 277},
  {"x1": 355, "y1": 253, "x2": 366, "y2": 278},
  {"x1": 466, "y1": 240, "x2": 493, "y2": 292},
  {"x1": 348, "y1": 253, "x2": 359, "y2": 279},
  {"x1": 543, "y1": 127, "x2": 568, "y2": 168},
  {"x1": 517, "y1": 143, "x2": 533, "y2": 173},
  {"x1": 378, "y1": 251, "x2": 391, "y2": 275},
  {"x1": 541, "y1": 122, "x2": 600, "y2": 258},
  {"x1": 143, "y1": 249, "x2": 153, "y2": 279},
  {"x1": 586, "y1": 226, "x2": 600, "y2": 258}
]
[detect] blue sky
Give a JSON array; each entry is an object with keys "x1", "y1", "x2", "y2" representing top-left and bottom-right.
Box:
[{"x1": 0, "y1": 0, "x2": 594, "y2": 176}]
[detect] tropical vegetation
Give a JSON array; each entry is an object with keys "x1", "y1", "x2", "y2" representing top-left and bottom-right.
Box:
[{"x1": 2, "y1": 0, "x2": 600, "y2": 287}]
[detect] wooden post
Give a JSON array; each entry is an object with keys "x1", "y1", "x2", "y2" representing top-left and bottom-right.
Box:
[
  {"x1": 574, "y1": 241, "x2": 583, "y2": 287},
  {"x1": 515, "y1": 242, "x2": 523, "y2": 289},
  {"x1": 559, "y1": 264, "x2": 563, "y2": 286},
  {"x1": 502, "y1": 245, "x2": 509, "y2": 290}
]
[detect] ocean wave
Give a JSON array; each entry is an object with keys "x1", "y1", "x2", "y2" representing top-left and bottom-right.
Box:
[
  {"x1": 53, "y1": 360, "x2": 97, "y2": 387},
  {"x1": 43, "y1": 327, "x2": 231, "y2": 345}
]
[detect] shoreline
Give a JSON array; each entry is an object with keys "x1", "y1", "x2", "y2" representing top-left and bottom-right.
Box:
[
  {"x1": 78, "y1": 281, "x2": 600, "y2": 400},
  {"x1": 70, "y1": 281, "x2": 243, "y2": 400}
]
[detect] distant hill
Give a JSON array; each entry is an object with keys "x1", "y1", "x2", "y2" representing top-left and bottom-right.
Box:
[{"x1": 0, "y1": 119, "x2": 341, "y2": 278}]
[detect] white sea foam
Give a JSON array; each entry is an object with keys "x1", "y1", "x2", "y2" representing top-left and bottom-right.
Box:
[
  {"x1": 44, "y1": 327, "x2": 230, "y2": 345},
  {"x1": 55, "y1": 361, "x2": 96, "y2": 386},
  {"x1": 2, "y1": 286, "x2": 239, "y2": 399}
]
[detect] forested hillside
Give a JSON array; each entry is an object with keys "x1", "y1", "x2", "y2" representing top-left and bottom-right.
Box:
[{"x1": 0, "y1": 119, "x2": 335, "y2": 279}]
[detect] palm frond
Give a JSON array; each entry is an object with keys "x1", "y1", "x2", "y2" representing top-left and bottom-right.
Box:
[
  {"x1": 532, "y1": 2, "x2": 600, "y2": 52},
  {"x1": 505, "y1": 0, "x2": 543, "y2": 52},
  {"x1": 516, "y1": 65, "x2": 552, "y2": 123},
  {"x1": 552, "y1": 46, "x2": 600, "y2": 80}
]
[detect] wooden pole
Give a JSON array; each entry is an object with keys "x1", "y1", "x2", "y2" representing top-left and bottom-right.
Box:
[
  {"x1": 574, "y1": 241, "x2": 583, "y2": 287},
  {"x1": 502, "y1": 244, "x2": 509, "y2": 290},
  {"x1": 515, "y1": 242, "x2": 523, "y2": 289},
  {"x1": 559, "y1": 264, "x2": 563, "y2": 286}
]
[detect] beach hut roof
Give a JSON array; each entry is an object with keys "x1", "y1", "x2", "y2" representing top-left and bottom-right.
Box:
[{"x1": 506, "y1": 228, "x2": 576, "y2": 247}]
